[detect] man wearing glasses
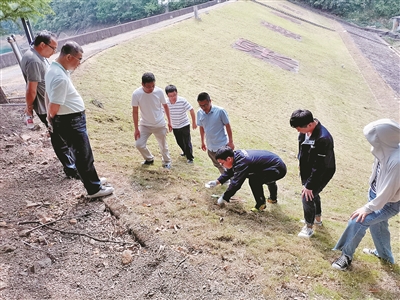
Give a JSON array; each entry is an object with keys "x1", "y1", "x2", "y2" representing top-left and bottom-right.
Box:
[
  {"x1": 20, "y1": 30, "x2": 78, "y2": 179},
  {"x1": 197, "y1": 92, "x2": 234, "y2": 175},
  {"x1": 45, "y1": 41, "x2": 114, "y2": 199},
  {"x1": 208, "y1": 146, "x2": 287, "y2": 212}
]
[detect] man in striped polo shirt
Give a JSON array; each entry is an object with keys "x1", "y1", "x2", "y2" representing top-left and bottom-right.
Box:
[{"x1": 165, "y1": 85, "x2": 196, "y2": 163}]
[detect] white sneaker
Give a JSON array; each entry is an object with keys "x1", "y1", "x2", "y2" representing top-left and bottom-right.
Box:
[
  {"x1": 363, "y1": 248, "x2": 380, "y2": 258},
  {"x1": 300, "y1": 219, "x2": 323, "y2": 226},
  {"x1": 100, "y1": 177, "x2": 107, "y2": 185},
  {"x1": 217, "y1": 196, "x2": 226, "y2": 206},
  {"x1": 87, "y1": 186, "x2": 114, "y2": 198},
  {"x1": 298, "y1": 225, "x2": 314, "y2": 238}
]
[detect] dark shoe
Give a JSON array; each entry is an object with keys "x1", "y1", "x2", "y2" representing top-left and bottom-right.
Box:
[
  {"x1": 180, "y1": 153, "x2": 185, "y2": 157},
  {"x1": 142, "y1": 160, "x2": 154, "y2": 165},
  {"x1": 332, "y1": 254, "x2": 352, "y2": 271},
  {"x1": 187, "y1": 159, "x2": 193, "y2": 164},
  {"x1": 267, "y1": 198, "x2": 277, "y2": 204},
  {"x1": 163, "y1": 163, "x2": 171, "y2": 169}
]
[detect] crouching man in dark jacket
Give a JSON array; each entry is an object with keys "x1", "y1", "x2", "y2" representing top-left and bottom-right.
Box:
[{"x1": 206, "y1": 146, "x2": 287, "y2": 212}]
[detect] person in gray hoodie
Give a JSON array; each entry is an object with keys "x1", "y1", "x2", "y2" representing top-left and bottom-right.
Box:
[{"x1": 332, "y1": 119, "x2": 400, "y2": 270}]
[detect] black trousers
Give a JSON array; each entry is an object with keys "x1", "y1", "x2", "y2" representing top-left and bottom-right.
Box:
[
  {"x1": 172, "y1": 125, "x2": 194, "y2": 160},
  {"x1": 248, "y1": 166, "x2": 287, "y2": 209},
  {"x1": 301, "y1": 173, "x2": 334, "y2": 225},
  {"x1": 52, "y1": 112, "x2": 101, "y2": 195},
  {"x1": 37, "y1": 113, "x2": 77, "y2": 177}
]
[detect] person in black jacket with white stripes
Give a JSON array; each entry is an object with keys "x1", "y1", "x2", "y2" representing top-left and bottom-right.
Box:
[
  {"x1": 206, "y1": 146, "x2": 287, "y2": 212},
  {"x1": 290, "y1": 109, "x2": 336, "y2": 238}
]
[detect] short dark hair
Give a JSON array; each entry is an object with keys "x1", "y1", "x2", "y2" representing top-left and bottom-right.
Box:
[
  {"x1": 142, "y1": 72, "x2": 156, "y2": 84},
  {"x1": 290, "y1": 109, "x2": 314, "y2": 128},
  {"x1": 215, "y1": 146, "x2": 234, "y2": 160},
  {"x1": 165, "y1": 84, "x2": 177, "y2": 94},
  {"x1": 197, "y1": 92, "x2": 210, "y2": 102},
  {"x1": 60, "y1": 41, "x2": 83, "y2": 56},
  {"x1": 33, "y1": 30, "x2": 57, "y2": 47}
]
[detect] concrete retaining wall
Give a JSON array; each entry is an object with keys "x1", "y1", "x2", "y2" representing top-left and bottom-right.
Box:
[{"x1": 0, "y1": 0, "x2": 225, "y2": 69}]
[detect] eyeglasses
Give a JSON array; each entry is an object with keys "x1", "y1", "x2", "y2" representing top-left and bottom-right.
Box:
[
  {"x1": 199, "y1": 102, "x2": 210, "y2": 108},
  {"x1": 70, "y1": 55, "x2": 82, "y2": 61},
  {"x1": 45, "y1": 43, "x2": 57, "y2": 52}
]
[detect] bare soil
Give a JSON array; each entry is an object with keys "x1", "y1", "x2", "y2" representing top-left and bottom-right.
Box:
[{"x1": 0, "y1": 10, "x2": 399, "y2": 300}]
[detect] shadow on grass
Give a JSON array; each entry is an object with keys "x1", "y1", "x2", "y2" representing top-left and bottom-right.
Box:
[
  {"x1": 328, "y1": 264, "x2": 400, "y2": 300},
  {"x1": 310, "y1": 224, "x2": 336, "y2": 259},
  {"x1": 225, "y1": 201, "x2": 298, "y2": 234}
]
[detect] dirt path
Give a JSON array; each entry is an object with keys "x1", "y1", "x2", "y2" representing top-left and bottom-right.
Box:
[{"x1": 334, "y1": 21, "x2": 399, "y2": 119}]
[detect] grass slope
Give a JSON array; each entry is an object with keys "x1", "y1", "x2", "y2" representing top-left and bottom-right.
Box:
[{"x1": 72, "y1": 1, "x2": 399, "y2": 299}]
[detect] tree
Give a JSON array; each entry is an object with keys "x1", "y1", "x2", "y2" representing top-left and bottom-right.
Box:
[
  {"x1": 296, "y1": 0, "x2": 400, "y2": 27},
  {"x1": 0, "y1": 0, "x2": 53, "y2": 34},
  {"x1": 0, "y1": 0, "x2": 53, "y2": 21},
  {"x1": 0, "y1": 1, "x2": 53, "y2": 102}
]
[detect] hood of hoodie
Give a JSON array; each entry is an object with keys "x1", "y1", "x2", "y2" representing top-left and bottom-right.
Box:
[{"x1": 363, "y1": 119, "x2": 400, "y2": 160}]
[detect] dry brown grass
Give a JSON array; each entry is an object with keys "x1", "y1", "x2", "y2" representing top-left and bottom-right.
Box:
[{"x1": 72, "y1": 1, "x2": 399, "y2": 299}]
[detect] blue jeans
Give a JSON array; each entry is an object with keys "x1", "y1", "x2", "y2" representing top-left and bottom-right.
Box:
[
  {"x1": 38, "y1": 114, "x2": 77, "y2": 176},
  {"x1": 52, "y1": 112, "x2": 101, "y2": 195},
  {"x1": 333, "y1": 189, "x2": 400, "y2": 263}
]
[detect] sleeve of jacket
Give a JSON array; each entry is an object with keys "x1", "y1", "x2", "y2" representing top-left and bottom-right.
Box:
[
  {"x1": 297, "y1": 134, "x2": 304, "y2": 161},
  {"x1": 304, "y1": 137, "x2": 334, "y2": 190},
  {"x1": 364, "y1": 160, "x2": 400, "y2": 212},
  {"x1": 221, "y1": 158, "x2": 249, "y2": 201},
  {"x1": 218, "y1": 168, "x2": 234, "y2": 184}
]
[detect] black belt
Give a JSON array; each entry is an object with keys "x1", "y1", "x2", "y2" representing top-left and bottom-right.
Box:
[{"x1": 55, "y1": 111, "x2": 85, "y2": 119}]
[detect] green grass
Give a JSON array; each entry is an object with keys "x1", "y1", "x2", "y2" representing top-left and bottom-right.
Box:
[{"x1": 72, "y1": 1, "x2": 399, "y2": 299}]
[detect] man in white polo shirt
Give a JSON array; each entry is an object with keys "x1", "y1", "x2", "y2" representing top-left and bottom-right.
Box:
[
  {"x1": 132, "y1": 72, "x2": 172, "y2": 169},
  {"x1": 45, "y1": 41, "x2": 114, "y2": 198}
]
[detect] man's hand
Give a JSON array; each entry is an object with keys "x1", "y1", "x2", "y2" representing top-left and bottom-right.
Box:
[
  {"x1": 301, "y1": 187, "x2": 314, "y2": 201},
  {"x1": 201, "y1": 143, "x2": 207, "y2": 151},
  {"x1": 192, "y1": 123, "x2": 197, "y2": 130},
  {"x1": 205, "y1": 180, "x2": 218, "y2": 188},
  {"x1": 134, "y1": 129, "x2": 140, "y2": 141},
  {"x1": 168, "y1": 123, "x2": 173, "y2": 132},
  {"x1": 46, "y1": 115, "x2": 53, "y2": 133},
  {"x1": 25, "y1": 105, "x2": 34, "y2": 117},
  {"x1": 227, "y1": 141, "x2": 235, "y2": 150},
  {"x1": 350, "y1": 207, "x2": 371, "y2": 223}
]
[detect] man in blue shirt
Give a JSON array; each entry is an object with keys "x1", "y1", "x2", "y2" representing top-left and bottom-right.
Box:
[{"x1": 197, "y1": 92, "x2": 234, "y2": 174}]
